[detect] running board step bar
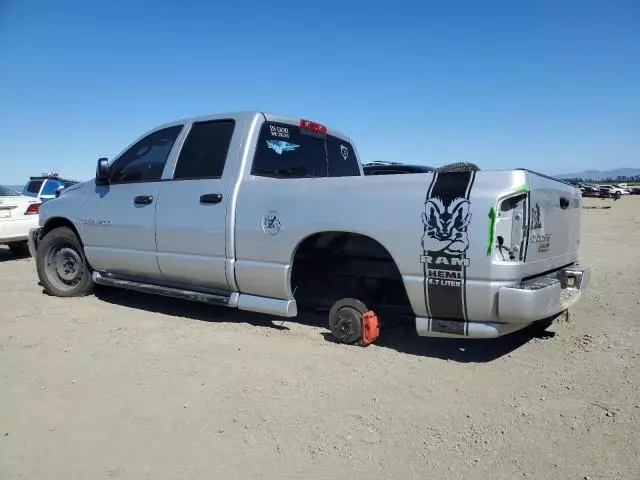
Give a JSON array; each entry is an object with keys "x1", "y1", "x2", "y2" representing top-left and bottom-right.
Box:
[{"x1": 92, "y1": 272, "x2": 232, "y2": 306}]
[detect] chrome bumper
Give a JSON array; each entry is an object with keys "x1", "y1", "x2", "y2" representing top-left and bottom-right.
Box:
[
  {"x1": 498, "y1": 266, "x2": 591, "y2": 323},
  {"x1": 27, "y1": 227, "x2": 42, "y2": 258}
]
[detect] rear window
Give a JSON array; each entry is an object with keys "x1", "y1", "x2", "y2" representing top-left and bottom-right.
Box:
[
  {"x1": 251, "y1": 122, "x2": 360, "y2": 179},
  {"x1": 0, "y1": 185, "x2": 20, "y2": 196},
  {"x1": 25, "y1": 180, "x2": 43, "y2": 194},
  {"x1": 326, "y1": 135, "x2": 360, "y2": 177}
]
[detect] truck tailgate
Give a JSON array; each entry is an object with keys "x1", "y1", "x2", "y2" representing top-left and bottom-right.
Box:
[{"x1": 524, "y1": 171, "x2": 582, "y2": 273}]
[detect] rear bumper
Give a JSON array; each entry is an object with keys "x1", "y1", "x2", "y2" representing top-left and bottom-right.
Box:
[
  {"x1": 415, "y1": 266, "x2": 591, "y2": 339},
  {"x1": 0, "y1": 217, "x2": 39, "y2": 245},
  {"x1": 497, "y1": 266, "x2": 591, "y2": 323},
  {"x1": 27, "y1": 227, "x2": 42, "y2": 258}
]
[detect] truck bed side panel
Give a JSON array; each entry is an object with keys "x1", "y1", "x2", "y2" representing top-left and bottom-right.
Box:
[{"x1": 234, "y1": 170, "x2": 532, "y2": 322}]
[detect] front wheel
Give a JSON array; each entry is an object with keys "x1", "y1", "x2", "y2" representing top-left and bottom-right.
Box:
[{"x1": 36, "y1": 227, "x2": 94, "y2": 297}]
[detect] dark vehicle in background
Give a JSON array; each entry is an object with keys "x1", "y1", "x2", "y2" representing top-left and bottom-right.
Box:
[
  {"x1": 362, "y1": 161, "x2": 435, "y2": 175},
  {"x1": 23, "y1": 174, "x2": 78, "y2": 203},
  {"x1": 580, "y1": 185, "x2": 602, "y2": 198}
]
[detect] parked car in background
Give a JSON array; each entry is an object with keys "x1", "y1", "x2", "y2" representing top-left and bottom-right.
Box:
[
  {"x1": 23, "y1": 174, "x2": 78, "y2": 203},
  {"x1": 363, "y1": 161, "x2": 435, "y2": 175},
  {"x1": 580, "y1": 185, "x2": 601, "y2": 198},
  {"x1": 599, "y1": 184, "x2": 629, "y2": 196},
  {"x1": 0, "y1": 184, "x2": 40, "y2": 255}
]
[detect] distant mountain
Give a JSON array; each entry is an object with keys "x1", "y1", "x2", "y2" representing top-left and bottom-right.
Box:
[{"x1": 555, "y1": 168, "x2": 640, "y2": 181}]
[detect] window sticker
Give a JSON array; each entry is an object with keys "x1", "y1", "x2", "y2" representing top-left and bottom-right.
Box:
[
  {"x1": 266, "y1": 140, "x2": 300, "y2": 155},
  {"x1": 269, "y1": 125, "x2": 290, "y2": 139},
  {"x1": 340, "y1": 144, "x2": 349, "y2": 160}
]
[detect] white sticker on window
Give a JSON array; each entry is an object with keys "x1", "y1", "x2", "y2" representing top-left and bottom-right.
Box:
[
  {"x1": 340, "y1": 144, "x2": 349, "y2": 160},
  {"x1": 270, "y1": 125, "x2": 290, "y2": 139}
]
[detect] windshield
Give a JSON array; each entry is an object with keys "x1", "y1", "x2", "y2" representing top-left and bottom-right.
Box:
[{"x1": 0, "y1": 185, "x2": 21, "y2": 196}]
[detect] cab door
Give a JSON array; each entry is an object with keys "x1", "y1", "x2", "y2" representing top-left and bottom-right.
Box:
[
  {"x1": 154, "y1": 119, "x2": 238, "y2": 292},
  {"x1": 81, "y1": 124, "x2": 184, "y2": 279}
]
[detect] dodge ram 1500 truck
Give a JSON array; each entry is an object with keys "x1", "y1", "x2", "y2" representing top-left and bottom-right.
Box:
[{"x1": 28, "y1": 111, "x2": 590, "y2": 345}]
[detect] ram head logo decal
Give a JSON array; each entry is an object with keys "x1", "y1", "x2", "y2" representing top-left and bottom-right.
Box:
[{"x1": 421, "y1": 197, "x2": 472, "y2": 255}]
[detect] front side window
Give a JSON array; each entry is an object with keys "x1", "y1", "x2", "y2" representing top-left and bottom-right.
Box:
[
  {"x1": 110, "y1": 125, "x2": 183, "y2": 183},
  {"x1": 173, "y1": 120, "x2": 235, "y2": 180}
]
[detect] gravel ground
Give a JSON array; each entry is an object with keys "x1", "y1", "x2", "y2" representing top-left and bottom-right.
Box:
[{"x1": 1, "y1": 196, "x2": 638, "y2": 479}]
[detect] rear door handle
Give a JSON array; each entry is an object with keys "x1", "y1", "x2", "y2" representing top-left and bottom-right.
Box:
[
  {"x1": 134, "y1": 195, "x2": 153, "y2": 205},
  {"x1": 559, "y1": 197, "x2": 569, "y2": 209},
  {"x1": 200, "y1": 193, "x2": 222, "y2": 204}
]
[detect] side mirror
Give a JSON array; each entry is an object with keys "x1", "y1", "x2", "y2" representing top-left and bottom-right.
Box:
[
  {"x1": 96, "y1": 157, "x2": 110, "y2": 185},
  {"x1": 55, "y1": 185, "x2": 65, "y2": 198}
]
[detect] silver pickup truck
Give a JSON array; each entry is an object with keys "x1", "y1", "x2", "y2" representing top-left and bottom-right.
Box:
[{"x1": 28, "y1": 111, "x2": 590, "y2": 345}]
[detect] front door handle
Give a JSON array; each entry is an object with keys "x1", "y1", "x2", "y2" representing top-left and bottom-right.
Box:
[
  {"x1": 200, "y1": 193, "x2": 222, "y2": 204},
  {"x1": 134, "y1": 195, "x2": 153, "y2": 205}
]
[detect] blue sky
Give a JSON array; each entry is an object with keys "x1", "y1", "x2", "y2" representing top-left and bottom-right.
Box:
[{"x1": 1, "y1": 0, "x2": 638, "y2": 183}]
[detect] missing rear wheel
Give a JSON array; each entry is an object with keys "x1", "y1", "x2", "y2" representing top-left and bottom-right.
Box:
[{"x1": 328, "y1": 298, "x2": 369, "y2": 344}]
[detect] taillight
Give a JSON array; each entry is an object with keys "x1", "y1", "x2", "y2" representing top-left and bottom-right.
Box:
[
  {"x1": 300, "y1": 119, "x2": 327, "y2": 135},
  {"x1": 494, "y1": 192, "x2": 529, "y2": 261},
  {"x1": 25, "y1": 203, "x2": 41, "y2": 215}
]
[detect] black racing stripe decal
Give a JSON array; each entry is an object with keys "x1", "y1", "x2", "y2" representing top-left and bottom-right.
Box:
[
  {"x1": 461, "y1": 171, "x2": 476, "y2": 325},
  {"x1": 420, "y1": 171, "x2": 475, "y2": 334},
  {"x1": 522, "y1": 197, "x2": 531, "y2": 262},
  {"x1": 422, "y1": 173, "x2": 439, "y2": 318}
]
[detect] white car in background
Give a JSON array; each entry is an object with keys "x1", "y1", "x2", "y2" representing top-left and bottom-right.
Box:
[
  {"x1": 599, "y1": 184, "x2": 630, "y2": 196},
  {"x1": 0, "y1": 184, "x2": 41, "y2": 256}
]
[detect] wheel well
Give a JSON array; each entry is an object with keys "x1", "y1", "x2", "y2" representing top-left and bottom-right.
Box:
[
  {"x1": 291, "y1": 232, "x2": 412, "y2": 317},
  {"x1": 42, "y1": 217, "x2": 82, "y2": 242}
]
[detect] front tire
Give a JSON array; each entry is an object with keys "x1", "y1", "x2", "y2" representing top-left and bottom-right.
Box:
[{"x1": 36, "y1": 227, "x2": 94, "y2": 297}]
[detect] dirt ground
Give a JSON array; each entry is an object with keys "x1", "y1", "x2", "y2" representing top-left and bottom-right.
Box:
[{"x1": 1, "y1": 196, "x2": 638, "y2": 480}]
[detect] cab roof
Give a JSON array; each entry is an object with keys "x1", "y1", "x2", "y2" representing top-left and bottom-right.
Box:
[{"x1": 157, "y1": 111, "x2": 351, "y2": 143}]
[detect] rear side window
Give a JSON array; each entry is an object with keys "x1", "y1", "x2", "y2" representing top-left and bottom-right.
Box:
[
  {"x1": 173, "y1": 120, "x2": 235, "y2": 179},
  {"x1": 25, "y1": 180, "x2": 43, "y2": 194},
  {"x1": 251, "y1": 122, "x2": 359, "y2": 179}
]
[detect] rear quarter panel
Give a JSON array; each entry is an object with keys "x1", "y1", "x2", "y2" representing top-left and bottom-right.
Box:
[{"x1": 234, "y1": 170, "x2": 532, "y2": 322}]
